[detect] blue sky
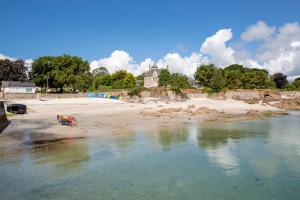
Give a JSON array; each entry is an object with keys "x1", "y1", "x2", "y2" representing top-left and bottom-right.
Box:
[
  {"x1": 0, "y1": 0, "x2": 299, "y2": 60},
  {"x1": 1, "y1": 0, "x2": 300, "y2": 77}
]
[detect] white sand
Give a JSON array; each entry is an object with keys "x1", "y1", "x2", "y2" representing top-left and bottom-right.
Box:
[{"x1": 1, "y1": 97, "x2": 283, "y2": 142}]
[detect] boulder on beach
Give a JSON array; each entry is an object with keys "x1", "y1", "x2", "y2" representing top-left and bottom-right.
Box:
[
  {"x1": 159, "y1": 108, "x2": 183, "y2": 113},
  {"x1": 191, "y1": 107, "x2": 219, "y2": 115},
  {"x1": 273, "y1": 97, "x2": 300, "y2": 110}
]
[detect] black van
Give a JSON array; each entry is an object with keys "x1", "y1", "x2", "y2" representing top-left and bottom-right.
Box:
[{"x1": 7, "y1": 104, "x2": 27, "y2": 114}]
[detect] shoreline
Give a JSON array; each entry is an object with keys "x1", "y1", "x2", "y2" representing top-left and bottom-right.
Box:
[
  {"x1": 1, "y1": 97, "x2": 285, "y2": 135},
  {"x1": 0, "y1": 97, "x2": 292, "y2": 159}
]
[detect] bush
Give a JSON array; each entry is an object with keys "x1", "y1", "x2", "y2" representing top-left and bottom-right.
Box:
[
  {"x1": 128, "y1": 86, "x2": 142, "y2": 97},
  {"x1": 98, "y1": 85, "x2": 112, "y2": 91}
]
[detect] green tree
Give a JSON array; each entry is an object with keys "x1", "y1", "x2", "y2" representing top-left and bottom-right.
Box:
[
  {"x1": 112, "y1": 70, "x2": 127, "y2": 82},
  {"x1": 112, "y1": 80, "x2": 127, "y2": 89},
  {"x1": 194, "y1": 64, "x2": 216, "y2": 87},
  {"x1": 292, "y1": 78, "x2": 300, "y2": 90},
  {"x1": 93, "y1": 74, "x2": 112, "y2": 89},
  {"x1": 169, "y1": 73, "x2": 190, "y2": 94},
  {"x1": 224, "y1": 64, "x2": 244, "y2": 89},
  {"x1": 32, "y1": 56, "x2": 56, "y2": 89},
  {"x1": 241, "y1": 68, "x2": 270, "y2": 89},
  {"x1": 92, "y1": 67, "x2": 109, "y2": 76},
  {"x1": 110, "y1": 70, "x2": 136, "y2": 89},
  {"x1": 124, "y1": 73, "x2": 136, "y2": 88},
  {"x1": 32, "y1": 55, "x2": 91, "y2": 92},
  {"x1": 0, "y1": 59, "x2": 28, "y2": 85},
  {"x1": 211, "y1": 68, "x2": 224, "y2": 92},
  {"x1": 158, "y1": 69, "x2": 171, "y2": 87},
  {"x1": 272, "y1": 73, "x2": 288, "y2": 89}
]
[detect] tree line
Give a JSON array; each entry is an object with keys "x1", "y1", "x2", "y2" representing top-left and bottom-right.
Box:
[
  {"x1": 193, "y1": 64, "x2": 300, "y2": 92},
  {"x1": 1, "y1": 55, "x2": 300, "y2": 93}
]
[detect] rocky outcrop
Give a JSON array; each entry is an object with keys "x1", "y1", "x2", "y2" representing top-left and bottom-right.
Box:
[
  {"x1": 258, "y1": 91, "x2": 281, "y2": 102},
  {"x1": 191, "y1": 107, "x2": 220, "y2": 115},
  {"x1": 0, "y1": 101, "x2": 9, "y2": 133},
  {"x1": 159, "y1": 108, "x2": 183, "y2": 113},
  {"x1": 272, "y1": 97, "x2": 300, "y2": 110},
  {"x1": 231, "y1": 90, "x2": 282, "y2": 104},
  {"x1": 208, "y1": 92, "x2": 226, "y2": 100}
]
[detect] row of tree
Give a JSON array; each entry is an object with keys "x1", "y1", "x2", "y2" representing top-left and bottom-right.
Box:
[
  {"x1": 193, "y1": 64, "x2": 299, "y2": 92},
  {"x1": 32, "y1": 55, "x2": 137, "y2": 92},
  {"x1": 1, "y1": 55, "x2": 300, "y2": 93}
]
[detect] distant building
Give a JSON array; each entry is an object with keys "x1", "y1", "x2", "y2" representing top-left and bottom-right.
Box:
[
  {"x1": 144, "y1": 64, "x2": 162, "y2": 88},
  {"x1": 188, "y1": 78, "x2": 197, "y2": 88},
  {"x1": 1, "y1": 81, "x2": 36, "y2": 94}
]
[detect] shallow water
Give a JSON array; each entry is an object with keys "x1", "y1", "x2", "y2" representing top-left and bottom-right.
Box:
[{"x1": 1, "y1": 113, "x2": 300, "y2": 200}]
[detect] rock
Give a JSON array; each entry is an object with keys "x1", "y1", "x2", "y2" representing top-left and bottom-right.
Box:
[
  {"x1": 140, "y1": 111, "x2": 161, "y2": 117},
  {"x1": 244, "y1": 99, "x2": 260, "y2": 104},
  {"x1": 259, "y1": 91, "x2": 281, "y2": 102},
  {"x1": 246, "y1": 109, "x2": 261, "y2": 115},
  {"x1": 159, "y1": 108, "x2": 183, "y2": 113},
  {"x1": 187, "y1": 105, "x2": 196, "y2": 109},
  {"x1": 231, "y1": 90, "x2": 282, "y2": 104},
  {"x1": 272, "y1": 97, "x2": 300, "y2": 110},
  {"x1": 192, "y1": 107, "x2": 219, "y2": 115},
  {"x1": 208, "y1": 92, "x2": 226, "y2": 100}
]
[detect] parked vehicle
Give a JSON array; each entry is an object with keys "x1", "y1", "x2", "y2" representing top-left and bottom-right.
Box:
[{"x1": 7, "y1": 104, "x2": 27, "y2": 114}]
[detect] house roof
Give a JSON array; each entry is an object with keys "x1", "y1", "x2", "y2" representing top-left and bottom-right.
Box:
[
  {"x1": 144, "y1": 68, "x2": 162, "y2": 77},
  {"x1": 1, "y1": 81, "x2": 36, "y2": 88}
]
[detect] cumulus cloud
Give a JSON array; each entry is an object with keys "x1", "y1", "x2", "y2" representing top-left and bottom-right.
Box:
[
  {"x1": 157, "y1": 53, "x2": 209, "y2": 76},
  {"x1": 0, "y1": 53, "x2": 15, "y2": 60},
  {"x1": 241, "y1": 21, "x2": 275, "y2": 41},
  {"x1": 90, "y1": 50, "x2": 134, "y2": 73},
  {"x1": 200, "y1": 29, "x2": 235, "y2": 66},
  {"x1": 90, "y1": 50, "x2": 156, "y2": 76},
  {"x1": 255, "y1": 22, "x2": 300, "y2": 75},
  {"x1": 90, "y1": 50, "x2": 208, "y2": 76},
  {"x1": 90, "y1": 22, "x2": 300, "y2": 78}
]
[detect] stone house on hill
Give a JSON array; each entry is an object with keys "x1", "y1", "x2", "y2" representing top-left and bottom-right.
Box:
[{"x1": 143, "y1": 64, "x2": 162, "y2": 88}]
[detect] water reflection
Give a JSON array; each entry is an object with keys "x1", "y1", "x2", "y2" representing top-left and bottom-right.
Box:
[
  {"x1": 197, "y1": 121, "x2": 271, "y2": 175},
  {"x1": 157, "y1": 127, "x2": 189, "y2": 150},
  {"x1": 249, "y1": 115, "x2": 300, "y2": 177},
  {"x1": 30, "y1": 139, "x2": 89, "y2": 176},
  {"x1": 1, "y1": 114, "x2": 300, "y2": 199}
]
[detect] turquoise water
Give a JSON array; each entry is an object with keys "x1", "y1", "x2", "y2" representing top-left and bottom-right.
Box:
[{"x1": 1, "y1": 113, "x2": 300, "y2": 200}]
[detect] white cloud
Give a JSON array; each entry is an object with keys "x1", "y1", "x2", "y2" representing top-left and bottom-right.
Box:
[
  {"x1": 90, "y1": 50, "x2": 156, "y2": 76},
  {"x1": 200, "y1": 29, "x2": 235, "y2": 66},
  {"x1": 291, "y1": 41, "x2": 300, "y2": 48},
  {"x1": 0, "y1": 53, "x2": 15, "y2": 60},
  {"x1": 24, "y1": 59, "x2": 33, "y2": 70},
  {"x1": 90, "y1": 22, "x2": 300, "y2": 77},
  {"x1": 90, "y1": 51, "x2": 208, "y2": 77},
  {"x1": 157, "y1": 53, "x2": 208, "y2": 76},
  {"x1": 241, "y1": 21, "x2": 275, "y2": 41},
  {"x1": 255, "y1": 22, "x2": 300, "y2": 75},
  {"x1": 90, "y1": 50, "x2": 134, "y2": 73}
]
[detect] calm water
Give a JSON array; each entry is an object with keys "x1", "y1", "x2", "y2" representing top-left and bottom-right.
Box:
[{"x1": 1, "y1": 113, "x2": 300, "y2": 200}]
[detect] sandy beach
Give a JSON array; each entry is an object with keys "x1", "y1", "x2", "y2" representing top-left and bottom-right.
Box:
[{"x1": 2, "y1": 97, "x2": 283, "y2": 138}]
